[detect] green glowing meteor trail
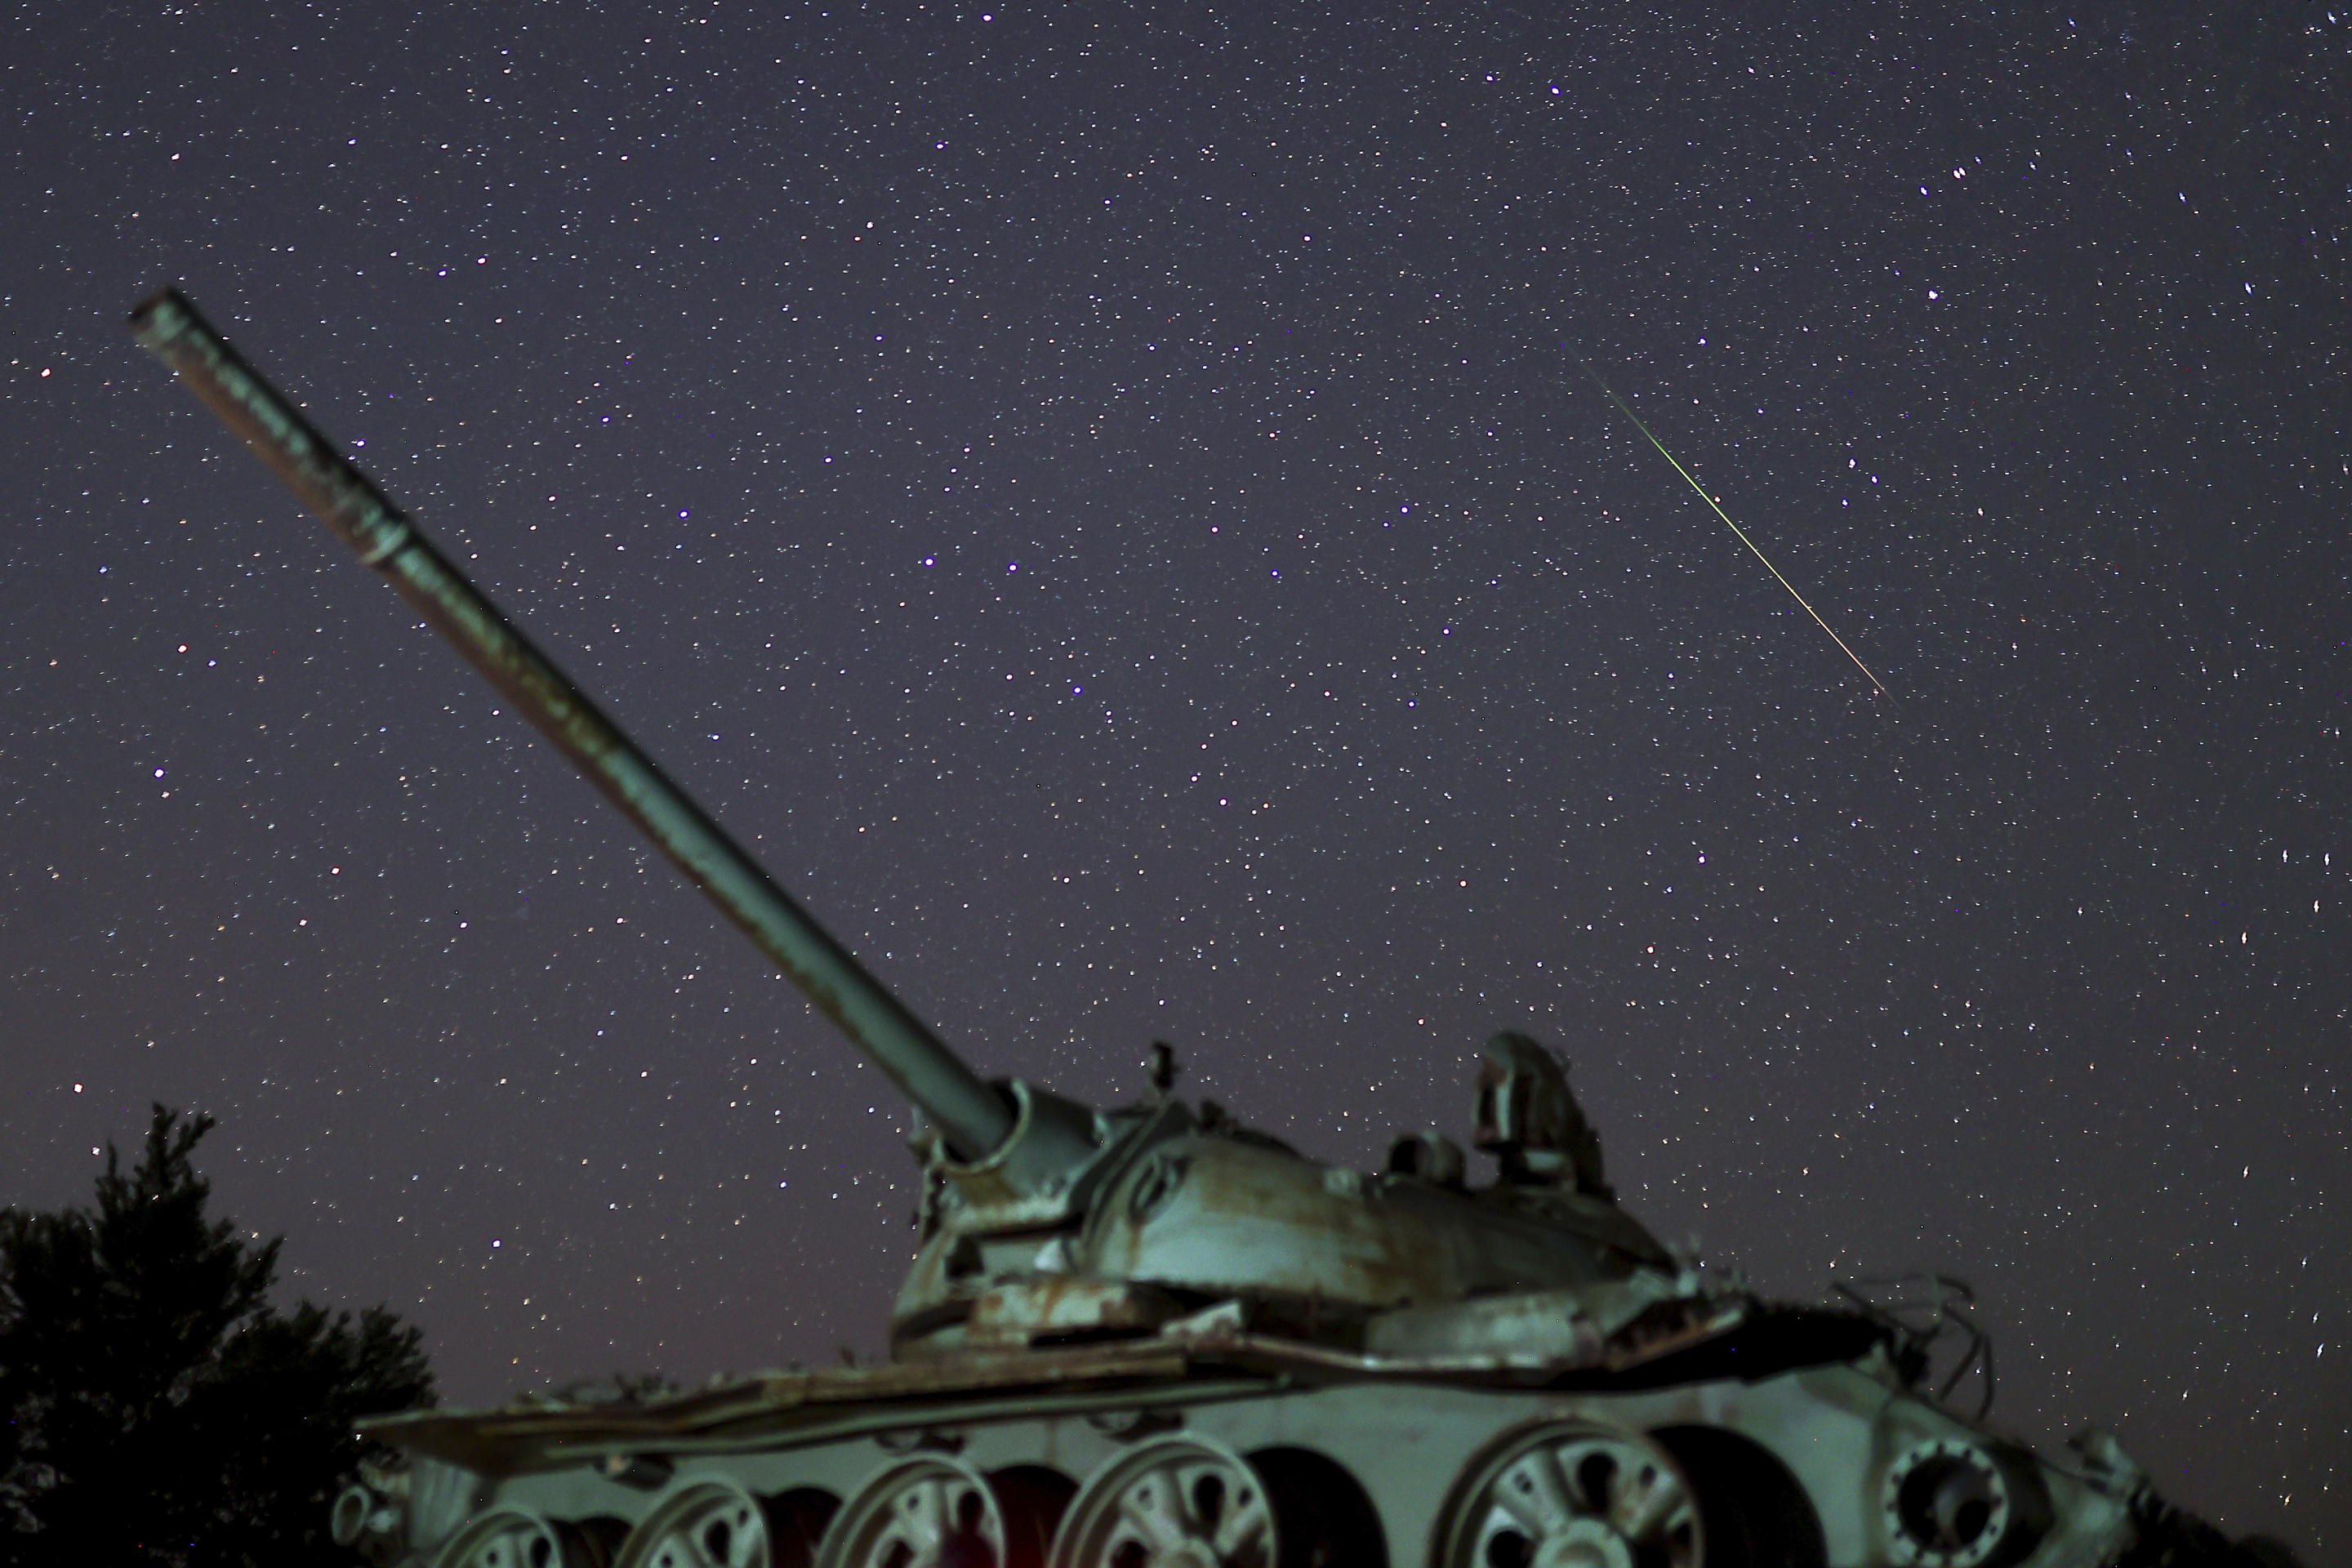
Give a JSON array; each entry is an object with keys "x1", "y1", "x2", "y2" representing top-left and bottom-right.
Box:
[{"x1": 1566, "y1": 342, "x2": 1887, "y2": 697}]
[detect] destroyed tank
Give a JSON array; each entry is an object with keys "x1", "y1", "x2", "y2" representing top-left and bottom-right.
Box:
[{"x1": 134, "y1": 289, "x2": 2290, "y2": 1568}]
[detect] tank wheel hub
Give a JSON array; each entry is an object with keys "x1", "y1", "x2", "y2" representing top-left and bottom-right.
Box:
[
  {"x1": 818, "y1": 1457, "x2": 1007, "y2": 1568},
  {"x1": 1538, "y1": 1517, "x2": 1638, "y2": 1568},
  {"x1": 1446, "y1": 1423, "x2": 1701, "y2": 1568},
  {"x1": 1052, "y1": 1437, "x2": 1276, "y2": 1568},
  {"x1": 619, "y1": 1481, "x2": 771, "y2": 1568}
]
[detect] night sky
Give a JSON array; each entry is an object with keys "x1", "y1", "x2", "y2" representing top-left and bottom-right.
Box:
[{"x1": 3, "y1": 2, "x2": 2345, "y2": 1552}]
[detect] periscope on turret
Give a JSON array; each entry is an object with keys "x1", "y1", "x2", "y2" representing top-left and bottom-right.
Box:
[{"x1": 132, "y1": 289, "x2": 2286, "y2": 1568}]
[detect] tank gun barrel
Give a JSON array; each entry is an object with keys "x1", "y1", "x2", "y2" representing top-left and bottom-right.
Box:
[{"x1": 128, "y1": 287, "x2": 1013, "y2": 1161}]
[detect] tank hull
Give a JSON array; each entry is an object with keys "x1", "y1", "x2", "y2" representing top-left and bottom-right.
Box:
[{"x1": 362, "y1": 1336, "x2": 2136, "y2": 1568}]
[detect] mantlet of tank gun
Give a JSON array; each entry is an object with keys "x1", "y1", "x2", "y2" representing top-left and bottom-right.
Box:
[{"x1": 903, "y1": 1078, "x2": 1129, "y2": 1226}]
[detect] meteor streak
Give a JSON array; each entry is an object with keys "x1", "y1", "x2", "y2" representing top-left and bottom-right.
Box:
[{"x1": 1566, "y1": 342, "x2": 1887, "y2": 697}]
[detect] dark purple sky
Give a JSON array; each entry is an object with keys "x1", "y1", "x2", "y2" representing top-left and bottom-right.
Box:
[{"x1": 3, "y1": 3, "x2": 2345, "y2": 1552}]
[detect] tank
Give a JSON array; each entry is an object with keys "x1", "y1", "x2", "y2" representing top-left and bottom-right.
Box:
[{"x1": 132, "y1": 289, "x2": 2290, "y2": 1568}]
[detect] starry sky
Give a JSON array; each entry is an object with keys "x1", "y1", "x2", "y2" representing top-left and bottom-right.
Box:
[{"x1": 3, "y1": 2, "x2": 2346, "y2": 1552}]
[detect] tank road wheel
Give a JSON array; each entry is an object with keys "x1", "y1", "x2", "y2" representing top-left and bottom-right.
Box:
[
  {"x1": 1441, "y1": 1423, "x2": 1702, "y2": 1568},
  {"x1": 1049, "y1": 1437, "x2": 1277, "y2": 1568},
  {"x1": 618, "y1": 1481, "x2": 773, "y2": 1568},
  {"x1": 817, "y1": 1457, "x2": 1008, "y2": 1568},
  {"x1": 439, "y1": 1508, "x2": 623, "y2": 1568}
]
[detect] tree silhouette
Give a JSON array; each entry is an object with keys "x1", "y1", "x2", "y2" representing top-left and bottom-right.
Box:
[{"x1": 0, "y1": 1107, "x2": 433, "y2": 1566}]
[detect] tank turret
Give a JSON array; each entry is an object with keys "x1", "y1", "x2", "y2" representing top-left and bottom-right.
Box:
[{"x1": 136, "y1": 290, "x2": 2290, "y2": 1568}]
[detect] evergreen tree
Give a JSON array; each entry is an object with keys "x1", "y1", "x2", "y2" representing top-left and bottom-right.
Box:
[{"x1": 0, "y1": 1107, "x2": 433, "y2": 1566}]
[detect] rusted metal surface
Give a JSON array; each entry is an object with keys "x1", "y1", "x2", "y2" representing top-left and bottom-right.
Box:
[
  {"x1": 362, "y1": 1343, "x2": 1218, "y2": 1474},
  {"x1": 962, "y1": 1278, "x2": 1187, "y2": 1348},
  {"x1": 127, "y1": 288, "x2": 1013, "y2": 1163},
  {"x1": 358, "y1": 1291, "x2": 1757, "y2": 1480}
]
